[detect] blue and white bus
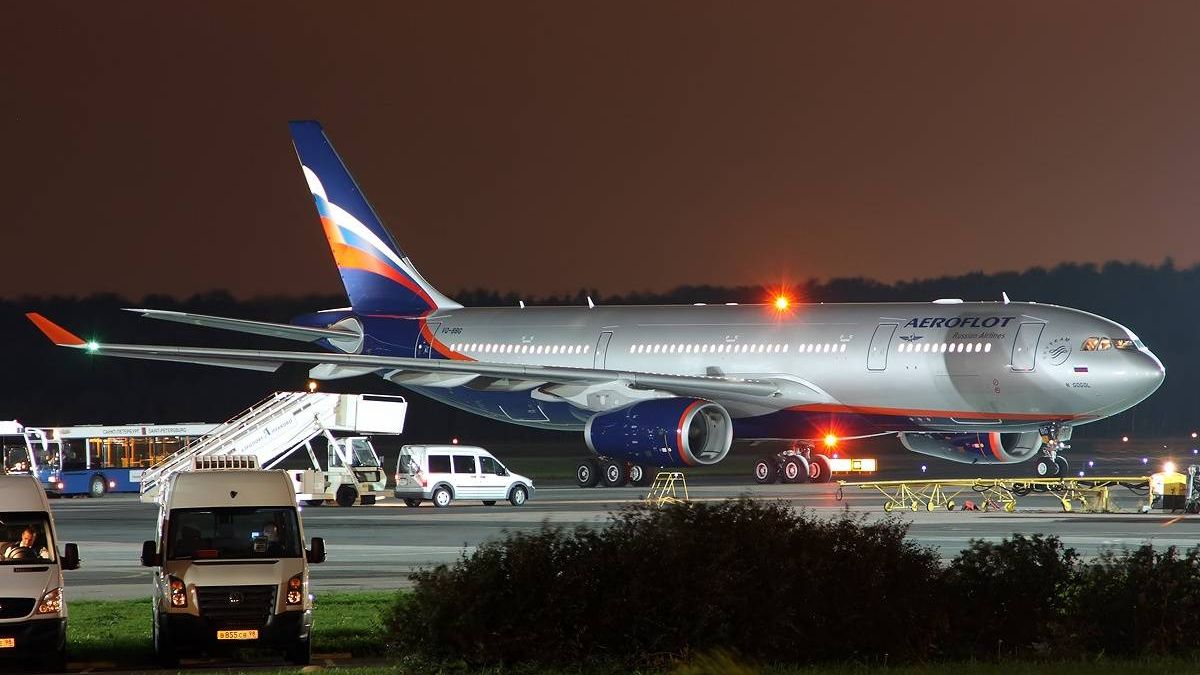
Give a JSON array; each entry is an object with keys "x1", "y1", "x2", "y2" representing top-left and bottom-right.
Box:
[{"x1": 0, "y1": 421, "x2": 217, "y2": 497}]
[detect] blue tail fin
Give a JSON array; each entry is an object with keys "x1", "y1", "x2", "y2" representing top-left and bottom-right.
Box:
[{"x1": 288, "y1": 120, "x2": 461, "y2": 315}]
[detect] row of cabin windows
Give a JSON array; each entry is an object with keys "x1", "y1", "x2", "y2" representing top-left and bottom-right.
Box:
[
  {"x1": 630, "y1": 343, "x2": 848, "y2": 355},
  {"x1": 897, "y1": 342, "x2": 992, "y2": 354},
  {"x1": 1082, "y1": 337, "x2": 1137, "y2": 351},
  {"x1": 450, "y1": 343, "x2": 591, "y2": 355}
]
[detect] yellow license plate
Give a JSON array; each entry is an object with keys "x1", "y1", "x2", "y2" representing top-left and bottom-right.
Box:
[
  {"x1": 216, "y1": 629, "x2": 258, "y2": 640},
  {"x1": 0, "y1": 638, "x2": 13, "y2": 648}
]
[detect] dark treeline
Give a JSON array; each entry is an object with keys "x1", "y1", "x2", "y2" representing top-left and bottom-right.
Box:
[{"x1": 4, "y1": 260, "x2": 1195, "y2": 446}]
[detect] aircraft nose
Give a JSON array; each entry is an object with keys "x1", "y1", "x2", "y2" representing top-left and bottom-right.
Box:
[{"x1": 1139, "y1": 350, "x2": 1166, "y2": 395}]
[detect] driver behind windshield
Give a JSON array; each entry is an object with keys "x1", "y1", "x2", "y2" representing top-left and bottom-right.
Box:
[{"x1": 3, "y1": 525, "x2": 50, "y2": 560}]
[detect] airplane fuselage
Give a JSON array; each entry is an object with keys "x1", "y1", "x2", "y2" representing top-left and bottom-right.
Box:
[{"x1": 306, "y1": 300, "x2": 1165, "y2": 441}]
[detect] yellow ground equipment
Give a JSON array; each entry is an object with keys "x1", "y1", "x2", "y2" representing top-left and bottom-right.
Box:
[
  {"x1": 1149, "y1": 469, "x2": 1188, "y2": 511},
  {"x1": 644, "y1": 471, "x2": 689, "y2": 507},
  {"x1": 837, "y1": 476, "x2": 1153, "y2": 514},
  {"x1": 828, "y1": 457, "x2": 878, "y2": 476}
]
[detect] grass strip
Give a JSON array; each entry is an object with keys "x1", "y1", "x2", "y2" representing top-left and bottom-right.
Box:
[{"x1": 67, "y1": 590, "x2": 396, "y2": 665}]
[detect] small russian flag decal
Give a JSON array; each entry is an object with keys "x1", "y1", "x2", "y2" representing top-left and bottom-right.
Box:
[{"x1": 1074, "y1": 366, "x2": 1089, "y2": 373}]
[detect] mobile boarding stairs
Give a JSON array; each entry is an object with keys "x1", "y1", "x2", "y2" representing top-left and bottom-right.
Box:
[{"x1": 139, "y1": 392, "x2": 407, "y2": 505}]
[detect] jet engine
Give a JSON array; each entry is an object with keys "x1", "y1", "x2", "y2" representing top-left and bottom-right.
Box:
[
  {"x1": 899, "y1": 431, "x2": 1043, "y2": 464},
  {"x1": 585, "y1": 398, "x2": 734, "y2": 467}
]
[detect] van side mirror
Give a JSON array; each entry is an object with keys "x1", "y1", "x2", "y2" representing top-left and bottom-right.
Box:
[
  {"x1": 140, "y1": 540, "x2": 160, "y2": 568},
  {"x1": 62, "y1": 543, "x2": 80, "y2": 571},
  {"x1": 307, "y1": 537, "x2": 326, "y2": 564},
  {"x1": 497, "y1": 466, "x2": 508, "y2": 476}
]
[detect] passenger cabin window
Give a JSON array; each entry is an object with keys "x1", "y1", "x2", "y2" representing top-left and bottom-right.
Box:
[
  {"x1": 452, "y1": 455, "x2": 477, "y2": 474},
  {"x1": 479, "y1": 456, "x2": 497, "y2": 474},
  {"x1": 428, "y1": 455, "x2": 452, "y2": 473}
]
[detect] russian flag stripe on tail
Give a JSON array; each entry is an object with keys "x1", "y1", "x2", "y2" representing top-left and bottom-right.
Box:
[{"x1": 288, "y1": 121, "x2": 461, "y2": 315}]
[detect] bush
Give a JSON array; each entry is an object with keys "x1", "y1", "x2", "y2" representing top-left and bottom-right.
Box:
[
  {"x1": 941, "y1": 534, "x2": 1078, "y2": 658},
  {"x1": 385, "y1": 499, "x2": 942, "y2": 668},
  {"x1": 1066, "y1": 545, "x2": 1200, "y2": 656}
]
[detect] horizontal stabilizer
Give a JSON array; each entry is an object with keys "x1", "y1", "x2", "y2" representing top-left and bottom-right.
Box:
[{"x1": 125, "y1": 308, "x2": 359, "y2": 343}]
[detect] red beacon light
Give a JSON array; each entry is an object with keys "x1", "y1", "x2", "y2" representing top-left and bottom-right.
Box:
[
  {"x1": 774, "y1": 296, "x2": 790, "y2": 311},
  {"x1": 824, "y1": 433, "x2": 838, "y2": 448}
]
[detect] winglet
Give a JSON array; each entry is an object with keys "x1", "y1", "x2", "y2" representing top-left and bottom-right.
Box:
[{"x1": 25, "y1": 313, "x2": 87, "y2": 347}]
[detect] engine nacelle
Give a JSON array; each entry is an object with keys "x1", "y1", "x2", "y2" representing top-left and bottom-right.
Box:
[
  {"x1": 899, "y1": 431, "x2": 1043, "y2": 464},
  {"x1": 585, "y1": 398, "x2": 734, "y2": 467}
]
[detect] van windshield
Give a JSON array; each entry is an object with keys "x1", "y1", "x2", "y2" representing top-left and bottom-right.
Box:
[
  {"x1": 0, "y1": 512, "x2": 56, "y2": 564},
  {"x1": 167, "y1": 507, "x2": 302, "y2": 560}
]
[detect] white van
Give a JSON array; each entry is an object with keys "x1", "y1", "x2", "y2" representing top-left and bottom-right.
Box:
[
  {"x1": 140, "y1": 459, "x2": 325, "y2": 666},
  {"x1": 393, "y1": 445, "x2": 534, "y2": 508},
  {"x1": 0, "y1": 475, "x2": 80, "y2": 672}
]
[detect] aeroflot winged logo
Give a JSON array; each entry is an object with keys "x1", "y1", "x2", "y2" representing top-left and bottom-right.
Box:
[{"x1": 903, "y1": 316, "x2": 1016, "y2": 329}]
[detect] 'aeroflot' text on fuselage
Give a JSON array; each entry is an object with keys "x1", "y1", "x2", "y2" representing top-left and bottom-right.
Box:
[{"x1": 903, "y1": 316, "x2": 1016, "y2": 329}]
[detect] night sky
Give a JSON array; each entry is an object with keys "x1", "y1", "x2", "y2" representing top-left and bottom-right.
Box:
[{"x1": 6, "y1": 2, "x2": 1199, "y2": 300}]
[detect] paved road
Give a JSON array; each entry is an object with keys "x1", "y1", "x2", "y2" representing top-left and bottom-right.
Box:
[{"x1": 50, "y1": 474, "x2": 1200, "y2": 600}]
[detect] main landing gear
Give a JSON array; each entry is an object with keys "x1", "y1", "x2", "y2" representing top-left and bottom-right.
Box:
[
  {"x1": 576, "y1": 458, "x2": 656, "y2": 488},
  {"x1": 754, "y1": 443, "x2": 833, "y2": 485},
  {"x1": 1034, "y1": 423, "x2": 1072, "y2": 477}
]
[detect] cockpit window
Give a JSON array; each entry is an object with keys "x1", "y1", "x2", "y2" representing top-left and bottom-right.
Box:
[{"x1": 1082, "y1": 336, "x2": 1138, "y2": 352}]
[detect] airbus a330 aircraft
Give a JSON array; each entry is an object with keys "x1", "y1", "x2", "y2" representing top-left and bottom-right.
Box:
[{"x1": 28, "y1": 121, "x2": 1165, "y2": 487}]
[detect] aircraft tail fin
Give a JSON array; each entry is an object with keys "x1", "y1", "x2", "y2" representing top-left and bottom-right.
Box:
[{"x1": 288, "y1": 120, "x2": 461, "y2": 315}]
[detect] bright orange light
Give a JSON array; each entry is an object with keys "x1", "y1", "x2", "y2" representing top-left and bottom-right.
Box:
[
  {"x1": 774, "y1": 296, "x2": 790, "y2": 311},
  {"x1": 824, "y1": 434, "x2": 838, "y2": 447}
]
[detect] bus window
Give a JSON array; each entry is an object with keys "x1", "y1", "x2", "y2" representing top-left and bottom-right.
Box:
[{"x1": 62, "y1": 440, "x2": 86, "y2": 472}]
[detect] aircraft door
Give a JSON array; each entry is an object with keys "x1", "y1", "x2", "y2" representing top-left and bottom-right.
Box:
[
  {"x1": 867, "y1": 323, "x2": 897, "y2": 371},
  {"x1": 414, "y1": 321, "x2": 442, "y2": 358},
  {"x1": 593, "y1": 331, "x2": 613, "y2": 369},
  {"x1": 1011, "y1": 322, "x2": 1045, "y2": 372}
]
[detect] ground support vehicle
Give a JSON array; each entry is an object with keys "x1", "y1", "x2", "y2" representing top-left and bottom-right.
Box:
[
  {"x1": 138, "y1": 392, "x2": 405, "y2": 506},
  {"x1": 837, "y1": 475, "x2": 1154, "y2": 513},
  {"x1": 0, "y1": 475, "x2": 80, "y2": 672},
  {"x1": 140, "y1": 457, "x2": 326, "y2": 666},
  {"x1": 394, "y1": 445, "x2": 534, "y2": 507}
]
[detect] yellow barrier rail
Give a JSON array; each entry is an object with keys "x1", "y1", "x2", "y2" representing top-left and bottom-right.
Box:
[{"x1": 836, "y1": 476, "x2": 1153, "y2": 514}]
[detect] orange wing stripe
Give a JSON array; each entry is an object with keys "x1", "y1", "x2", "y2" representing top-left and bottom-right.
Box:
[{"x1": 25, "y1": 313, "x2": 86, "y2": 346}]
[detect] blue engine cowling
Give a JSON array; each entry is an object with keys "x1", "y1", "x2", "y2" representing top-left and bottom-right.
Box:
[
  {"x1": 584, "y1": 398, "x2": 734, "y2": 467},
  {"x1": 899, "y1": 431, "x2": 1043, "y2": 464}
]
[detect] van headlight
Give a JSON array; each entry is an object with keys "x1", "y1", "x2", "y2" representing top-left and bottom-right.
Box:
[
  {"x1": 286, "y1": 573, "x2": 304, "y2": 606},
  {"x1": 168, "y1": 576, "x2": 188, "y2": 608},
  {"x1": 37, "y1": 587, "x2": 63, "y2": 614}
]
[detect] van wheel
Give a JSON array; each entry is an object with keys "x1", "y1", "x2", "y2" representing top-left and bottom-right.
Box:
[
  {"x1": 285, "y1": 635, "x2": 312, "y2": 665},
  {"x1": 335, "y1": 485, "x2": 358, "y2": 507},
  {"x1": 360, "y1": 495, "x2": 376, "y2": 506},
  {"x1": 432, "y1": 486, "x2": 453, "y2": 508},
  {"x1": 482, "y1": 500, "x2": 497, "y2": 506},
  {"x1": 403, "y1": 498, "x2": 421, "y2": 507},
  {"x1": 88, "y1": 475, "x2": 105, "y2": 498},
  {"x1": 305, "y1": 499, "x2": 325, "y2": 506},
  {"x1": 509, "y1": 484, "x2": 529, "y2": 506},
  {"x1": 153, "y1": 615, "x2": 179, "y2": 668}
]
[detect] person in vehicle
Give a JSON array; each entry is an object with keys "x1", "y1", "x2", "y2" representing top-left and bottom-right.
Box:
[{"x1": 4, "y1": 526, "x2": 49, "y2": 560}]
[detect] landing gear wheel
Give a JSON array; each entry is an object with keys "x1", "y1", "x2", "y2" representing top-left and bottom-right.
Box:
[
  {"x1": 576, "y1": 459, "x2": 600, "y2": 488},
  {"x1": 305, "y1": 499, "x2": 325, "y2": 506},
  {"x1": 809, "y1": 454, "x2": 833, "y2": 484},
  {"x1": 753, "y1": 457, "x2": 777, "y2": 484},
  {"x1": 782, "y1": 457, "x2": 805, "y2": 484},
  {"x1": 432, "y1": 486, "x2": 453, "y2": 508},
  {"x1": 601, "y1": 461, "x2": 627, "y2": 487},
  {"x1": 630, "y1": 464, "x2": 654, "y2": 487},
  {"x1": 1055, "y1": 456, "x2": 1070, "y2": 476},
  {"x1": 335, "y1": 485, "x2": 358, "y2": 507},
  {"x1": 88, "y1": 475, "x2": 105, "y2": 498},
  {"x1": 509, "y1": 484, "x2": 529, "y2": 506},
  {"x1": 403, "y1": 498, "x2": 421, "y2": 507},
  {"x1": 285, "y1": 635, "x2": 312, "y2": 666},
  {"x1": 1035, "y1": 457, "x2": 1056, "y2": 477}
]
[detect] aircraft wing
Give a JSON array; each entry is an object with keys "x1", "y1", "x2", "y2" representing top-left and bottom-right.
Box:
[
  {"x1": 123, "y1": 308, "x2": 356, "y2": 343},
  {"x1": 27, "y1": 313, "x2": 831, "y2": 404}
]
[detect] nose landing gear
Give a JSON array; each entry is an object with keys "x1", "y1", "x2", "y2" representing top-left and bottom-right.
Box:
[{"x1": 1034, "y1": 423, "x2": 1072, "y2": 477}]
